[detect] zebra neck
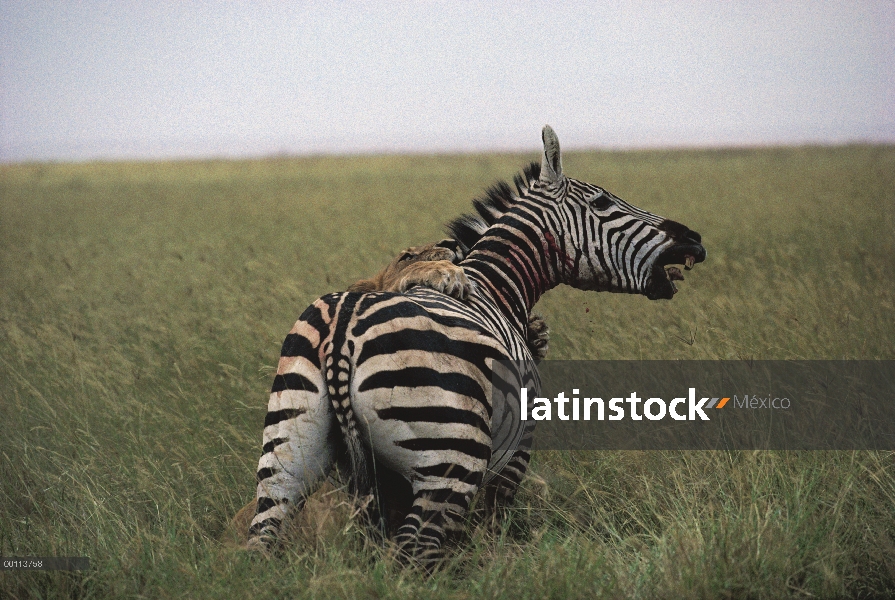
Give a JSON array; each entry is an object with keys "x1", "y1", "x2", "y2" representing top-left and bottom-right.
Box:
[{"x1": 461, "y1": 226, "x2": 560, "y2": 333}]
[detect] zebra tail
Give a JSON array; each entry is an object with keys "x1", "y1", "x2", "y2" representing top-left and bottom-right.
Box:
[{"x1": 323, "y1": 351, "x2": 371, "y2": 499}]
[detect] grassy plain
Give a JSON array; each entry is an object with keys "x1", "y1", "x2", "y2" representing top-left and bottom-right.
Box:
[{"x1": 1, "y1": 145, "x2": 894, "y2": 598}]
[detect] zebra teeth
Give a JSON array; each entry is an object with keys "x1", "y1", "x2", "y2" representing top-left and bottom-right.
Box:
[
  {"x1": 684, "y1": 255, "x2": 695, "y2": 270},
  {"x1": 666, "y1": 266, "x2": 685, "y2": 281}
]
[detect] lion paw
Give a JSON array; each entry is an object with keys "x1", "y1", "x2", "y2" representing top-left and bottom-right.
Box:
[
  {"x1": 526, "y1": 313, "x2": 550, "y2": 361},
  {"x1": 398, "y1": 260, "x2": 473, "y2": 300}
]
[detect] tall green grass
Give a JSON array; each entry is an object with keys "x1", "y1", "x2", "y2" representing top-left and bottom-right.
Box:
[{"x1": 2, "y1": 146, "x2": 894, "y2": 598}]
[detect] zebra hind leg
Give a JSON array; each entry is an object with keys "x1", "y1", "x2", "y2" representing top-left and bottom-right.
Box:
[
  {"x1": 248, "y1": 385, "x2": 339, "y2": 552},
  {"x1": 393, "y1": 476, "x2": 481, "y2": 570},
  {"x1": 481, "y1": 450, "x2": 530, "y2": 527},
  {"x1": 480, "y1": 425, "x2": 534, "y2": 530}
]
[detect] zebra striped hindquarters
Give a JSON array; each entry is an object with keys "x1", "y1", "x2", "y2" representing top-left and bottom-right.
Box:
[
  {"x1": 250, "y1": 288, "x2": 537, "y2": 567},
  {"x1": 249, "y1": 125, "x2": 706, "y2": 568}
]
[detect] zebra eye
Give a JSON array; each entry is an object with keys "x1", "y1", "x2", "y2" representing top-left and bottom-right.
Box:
[{"x1": 589, "y1": 194, "x2": 613, "y2": 211}]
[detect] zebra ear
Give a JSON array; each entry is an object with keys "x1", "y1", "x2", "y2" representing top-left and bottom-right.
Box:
[{"x1": 540, "y1": 125, "x2": 563, "y2": 183}]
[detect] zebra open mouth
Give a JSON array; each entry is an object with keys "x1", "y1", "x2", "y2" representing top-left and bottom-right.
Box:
[{"x1": 646, "y1": 243, "x2": 706, "y2": 300}]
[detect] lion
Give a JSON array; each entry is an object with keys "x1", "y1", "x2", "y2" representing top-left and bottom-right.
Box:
[
  {"x1": 346, "y1": 238, "x2": 473, "y2": 299},
  {"x1": 224, "y1": 239, "x2": 549, "y2": 546},
  {"x1": 347, "y1": 238, "x2": 549, "y2": 360}
]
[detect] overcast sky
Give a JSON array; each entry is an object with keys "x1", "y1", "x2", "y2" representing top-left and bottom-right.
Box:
[{"x1": 1, "y1": 1, "x2": 893, "y2": 163}]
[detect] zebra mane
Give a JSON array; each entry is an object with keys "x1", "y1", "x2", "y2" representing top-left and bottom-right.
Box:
[{"x1": 446, "y1": 161, "x2": 541, "y2": 252}]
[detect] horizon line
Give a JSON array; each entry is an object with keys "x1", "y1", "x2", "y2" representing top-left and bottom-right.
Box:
[{"x1": 4, "y1": 137, "x2": 894, "y2": 167}]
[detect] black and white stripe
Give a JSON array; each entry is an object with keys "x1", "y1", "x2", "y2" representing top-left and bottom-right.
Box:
[{"x1": 249, "y1": 126, "x2": 706, "y2": 567}]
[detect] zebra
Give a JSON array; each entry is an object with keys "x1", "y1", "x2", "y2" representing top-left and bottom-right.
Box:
[{"x1": 248, "y1": 125, "x2": 706, "y2": 567}]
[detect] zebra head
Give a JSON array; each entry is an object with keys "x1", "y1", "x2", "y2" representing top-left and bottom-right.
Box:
[{"x1": 529, "y1": 125, "x2": 706, "y2": 300}]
